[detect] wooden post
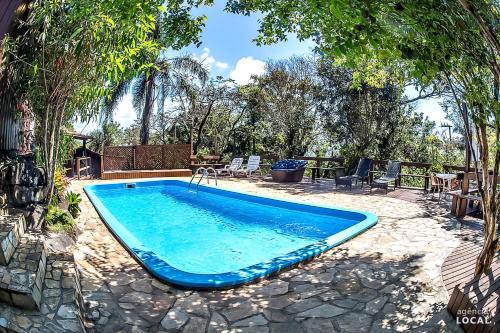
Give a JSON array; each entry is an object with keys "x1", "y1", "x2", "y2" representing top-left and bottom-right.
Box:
[
  {"x1": 76, "y1": 159, "x2": 80, "y2": 180},
  {"x1": 454, "y1": 103, "x2": 472, "y2": 217},
  {"x1": 315, "y1": 154, "x2": 321, "y2": 180},
  {"x1": 100, "y1": 154, "x2": 104, "y2": 178},
  {"x1": 369, "y1": 162, "x2": 375, "y2": 184},
  {"x1": 424, "y1": 165, "x2": 430, "y2": 192},
  {"x1": 132, "y1": 146, "x2": 136, "y2": 170},
  {"x1": 189, "y1": 127, "x2": 193, "y2": 156}
]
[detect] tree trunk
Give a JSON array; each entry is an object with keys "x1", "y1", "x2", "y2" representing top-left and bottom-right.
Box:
[
  {"x1": 474, "y1": 121, "x2": 499, "y2": 275},
  {"x1": 193, "y1": 101, "x2": 214, "y2": 154},
  {"x1": 140, "y1": 74, "x2": 155, "y2": 145}
]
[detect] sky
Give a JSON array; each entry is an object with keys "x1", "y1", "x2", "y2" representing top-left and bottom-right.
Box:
[{"x1": 75, "y1": 2, "x2": 447, "y2": 133}]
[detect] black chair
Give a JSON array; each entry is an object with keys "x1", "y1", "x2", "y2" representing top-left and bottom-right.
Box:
[
  {"x1": 370, "y1": 160, "x2": 402, "y2": 193},
  {"x1": 335, "y1": 158, "x2": 373, "y2": 190}
]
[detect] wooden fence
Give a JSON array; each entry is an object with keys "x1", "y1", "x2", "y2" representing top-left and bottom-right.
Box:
[{"x1": 102, "y1": 144, "x2": 191, "y2": 172}]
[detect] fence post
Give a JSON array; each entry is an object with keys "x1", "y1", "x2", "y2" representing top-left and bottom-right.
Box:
[
  {"x1": 133, "y1": 146, "x2": 136, "y2": 170},
  {"x1": 100, "y1": 155, "x2": 104, "y2": 178},
  {"x1": 369, "y1": 161, "x2": 375, "y2": 184},
  {"x1": 315, "y1": 156, "x2": 321, "y2": 179},
  {"x1": 76, "y1": 159, "x2": 80, "y2": 180}
]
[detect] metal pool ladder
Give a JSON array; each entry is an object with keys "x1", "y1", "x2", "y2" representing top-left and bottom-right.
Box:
[{"x1": 189, "y1": 167, "x2": 218, "y2": 192}]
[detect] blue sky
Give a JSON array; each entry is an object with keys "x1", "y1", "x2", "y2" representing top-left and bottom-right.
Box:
[{"x1": 75, "y1": 2, "x2": 446, "y2": 133}]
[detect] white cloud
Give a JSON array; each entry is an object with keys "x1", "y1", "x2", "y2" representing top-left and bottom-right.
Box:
[
  {"x1": 229, "y1": 56, "x2": 266, "y2": 85},
  {"x1": 73, "y1": 120, "x2": 98, "y2": 134},
  {"x1": 192, "y1": 47, "x2": 228, "y2": 72},
  {"x1": 73, "y1": 95, "x2": 137, "y2": 134},
  {"x1": 215, "y1": 61, "x2": 228, "y2": 70},
  {"x1": 114, "y1": 94, "x2": 137, "y2": 128}
]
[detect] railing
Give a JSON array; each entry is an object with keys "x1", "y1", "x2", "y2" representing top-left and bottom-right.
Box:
[
  {"x1": 294, "y1": 156, "x2": 345, "y2": 181},
  {"x1": 102, "y1": 144, "x2": 191, "y2": 172},
  {"x1": 369, "y1": 160, "x2": 432, "y2": 191}
]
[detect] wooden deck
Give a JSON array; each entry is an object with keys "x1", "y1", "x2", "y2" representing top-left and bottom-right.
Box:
[
  {"x1": 101, "y1": 169, "x2": 191, "y2": 180},
  {"x1": 444, "y1": 239, "x2": 500, "y2": 333}
]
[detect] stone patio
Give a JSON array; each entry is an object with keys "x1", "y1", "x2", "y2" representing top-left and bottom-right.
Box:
[{"x1": 72, "y1": 177, "x2": 469, "y2": 332}]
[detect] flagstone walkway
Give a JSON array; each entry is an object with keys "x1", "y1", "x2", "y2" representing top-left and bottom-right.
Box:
[{"x1": 72, "y1": 177, "x2": 467, "y2": 333}]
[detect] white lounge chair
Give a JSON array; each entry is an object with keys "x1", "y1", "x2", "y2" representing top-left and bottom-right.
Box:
[
  {"x1": 236, "y1": 155, "x2": 262, "y2": 177},
  {"x1": 217, "y1": 157, "x2": 243, "y2": 176}
]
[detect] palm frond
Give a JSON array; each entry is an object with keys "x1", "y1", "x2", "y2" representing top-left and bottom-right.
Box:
[
  {"x1": 132, "y1": 73, "x2": 147, "y2": 117},
  {"x1": 171, "y1": 55, "x2": 209, "y2": 86},
  {"x1": 100, "y1": 80, "x2": 131, "y2": 123}
]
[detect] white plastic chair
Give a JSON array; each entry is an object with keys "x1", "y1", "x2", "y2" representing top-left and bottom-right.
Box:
[
  {"x1": 216, "y1": 158, "x2": 243, "y2": 176},
  {"x1": 236, "y1": 155, "x2": 262, "y2": 177}
]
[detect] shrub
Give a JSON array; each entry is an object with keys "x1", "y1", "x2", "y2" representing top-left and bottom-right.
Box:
[
  {"x1": 53, "y1": 169, "x2": 68, "y2": 195},
  {"x1": 45, "y1": 206, "x2": 75, "y2": 233},
  {"x1": 66, "y1": 192, "x2": 81, "y2": 218}
]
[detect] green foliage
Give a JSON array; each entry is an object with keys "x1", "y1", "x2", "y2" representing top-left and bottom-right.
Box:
[
  {"x1": 3, "y1": 0, "x2": 212, "y2": 195},
  {"x1": 107, "y1": 56, "x2": 461, "y2": 168},
  {"x1": 88, "y1": 122, "x2": 124, "y2": 154},
  {"x1": 103, "y1": 55, "x2": 209, "y2": 145},
  {"x1": 226, "y1": 0, "x2": 500, "y2": 273},
  {"x1": 45, "y1": 206, "x2": 75, "y2": 233},
  {"x1": 53, "y1": 169, "x2": 68, "y2": 196},
  {"x1": 65, "y1": 192, "x2": 82, "y2": 218},
  {"x1": 58, "y1": 133, "x2": 79, "y2": 168}
]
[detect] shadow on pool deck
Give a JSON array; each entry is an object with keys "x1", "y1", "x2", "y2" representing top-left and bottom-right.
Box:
[
  {"x1": 76, "y1": 244, "x2": 463, "y2": 333},
  {"x1": 72, "y1": 177, "x2": 468, "y2": 332}
]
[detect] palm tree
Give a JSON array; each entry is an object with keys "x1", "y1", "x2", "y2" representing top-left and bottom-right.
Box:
[{"x1": 102, "y1": 55, "x2": 208, "y2": 144}]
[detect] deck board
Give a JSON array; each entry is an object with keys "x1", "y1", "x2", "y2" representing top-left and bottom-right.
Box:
[
  {"x1": 101, "y1": 169, "x2": 191, "y2": 180},
  {"x1": 444, "y1": 240, "x2": 500, "y2": 332}
]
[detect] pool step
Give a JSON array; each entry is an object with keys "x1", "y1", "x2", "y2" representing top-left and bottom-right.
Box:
[
  {"x1": 0, "y1": 212, "x2": 27, "y2": 266},
  {"x1": 0, "y1": 232, "x2": 47, "y2": 310}
]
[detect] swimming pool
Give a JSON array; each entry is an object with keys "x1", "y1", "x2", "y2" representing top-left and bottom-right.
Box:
[{"x1": 84, "y1": 180, "x2": 377, "y2": 288}]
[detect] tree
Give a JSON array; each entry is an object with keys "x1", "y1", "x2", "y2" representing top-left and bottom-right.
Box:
[
  {"x1": 317, "y1": 60, "x2": 437, "y2": 168},
  {"x1": 254, "y1": 57, "x2": 321, "y2": 158},
  {"x1": 104, "y1": 55, "x2": 208, "y2": 146},
  {"x1": 190, "y1": 77, "x2": 233, "y2": 154},
  {"x1": 88, "y1": 122, "x2": 123, "y2": 154},
  {"x1": 226, "y1": 0, "x2": 500, "y2": 274},
  {"x1": 2, "y1": 0, "x2": 210, "y2": 196}
]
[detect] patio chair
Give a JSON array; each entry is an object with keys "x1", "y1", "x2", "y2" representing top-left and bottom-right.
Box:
[
  {"x1": 235, "y1": 155, "x2": 262, "y2": 177},
  {"x1": 335, "y1": 158, "x2": 372, "y2": 190},
  {"x1": 370, "y1": 160, "x2": 401, "y2": 194},
  {"x1": 216, "y1": 157, "x2": 243, "y2": 177}
]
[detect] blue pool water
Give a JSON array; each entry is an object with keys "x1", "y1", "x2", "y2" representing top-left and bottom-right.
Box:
[{"x1": 84, "y1": 180, "x2": 377, "y2": 288}]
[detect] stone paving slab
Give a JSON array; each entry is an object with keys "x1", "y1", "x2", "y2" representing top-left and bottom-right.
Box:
[{"x1": 73, "y1": 178, "x2": 467, "y2": 332}]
